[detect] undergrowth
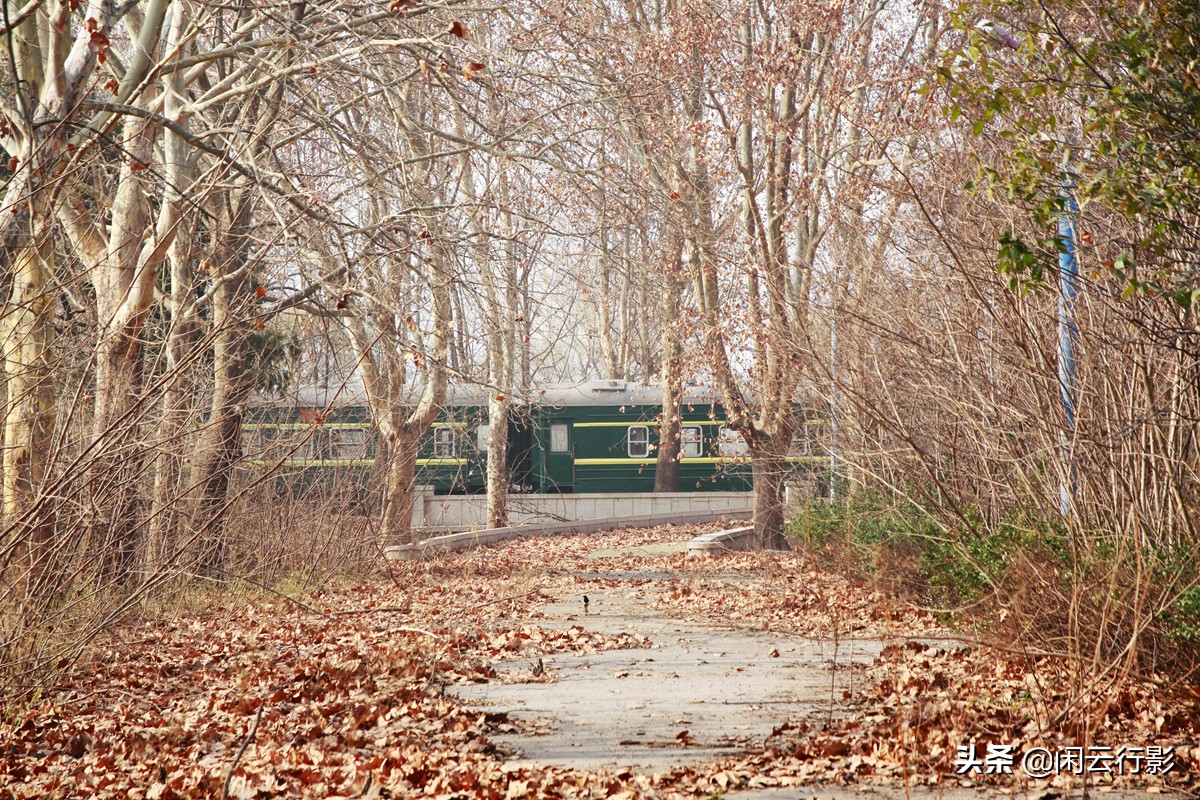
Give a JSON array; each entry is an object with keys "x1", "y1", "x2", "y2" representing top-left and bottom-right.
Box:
[{"x1": 787, "y1": 492, "x2": 1200, "y2": 683}]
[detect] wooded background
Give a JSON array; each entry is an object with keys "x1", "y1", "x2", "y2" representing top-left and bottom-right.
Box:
[{"x1": 2, "y1": 0, "x2": 1198, "y2": 689}]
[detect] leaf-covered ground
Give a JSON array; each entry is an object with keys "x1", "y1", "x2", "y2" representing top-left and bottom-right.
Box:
[{"x1": 3, "y1": 522, "x2": 1198, "y2": 798}]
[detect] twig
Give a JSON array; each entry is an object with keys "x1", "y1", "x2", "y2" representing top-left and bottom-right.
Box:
[
  {"x1": 209, "y1": 568, "x2": 335, "y2": 620},
  {"x1": 329, "y1": 605, "x2": 413, "y2": 616},
  {"x1": 379, "y1": 626, "x2": 441, "y2": 638},
  {"x1": 464, "y1": 588, "x2": 542, "y2": 612},
  {"x1": 425, "y1": 644, "x2": 444, "y2": 695},
  {"x1": 222, "y1": 704, "x2": 264, "y2": 800}
]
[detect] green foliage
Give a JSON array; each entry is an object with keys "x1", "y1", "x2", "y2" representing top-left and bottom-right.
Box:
[
  {"x1": 788, "y1": 495, "x2": 983, "y2": 607},
  {"x1": 939, "y1": 0, "x2": 1200, "y2": 304},
  {"x1": 921, "y1": 537, "x2": 1005, "y2": 607},
  {"x1": 792, "y1": 494, "x2": 1200, "y2": 662},
  {"x1": 996, "y1": 229, "x2": 1067, "y2": 295},
  {"x1": 1151, "y1": 542, "x2": 1200, "y2": 644},
  {"x1": 1164, "y1": 585, "x2": 1200, "y2": 643},
  {"x1": 788, "y1": 494, "x2": 1072, "y2": 611}
]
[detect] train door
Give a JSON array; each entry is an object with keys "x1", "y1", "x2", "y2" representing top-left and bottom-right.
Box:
[
  {"x1": 542, "y1": 421, "x2": 574, "y2": 492},
  {"x1": 505, "y1": 413, "x2": 534, "y2": 493}
]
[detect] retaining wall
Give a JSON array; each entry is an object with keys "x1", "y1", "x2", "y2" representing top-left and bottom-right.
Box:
[
  {"x1": 412, "y1": 488, "x2": 753, "y2": 531},
  {"x1": 387, "y1": 508, "x2": 753, "y2": 561}
]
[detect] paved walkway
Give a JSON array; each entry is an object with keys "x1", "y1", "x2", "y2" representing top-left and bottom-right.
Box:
[{"x1": 452, "y1": 553, "x2": 883, "y2": 773}]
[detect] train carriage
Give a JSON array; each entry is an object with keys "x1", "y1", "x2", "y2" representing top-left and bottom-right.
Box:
[
  {"x1": 243, "y1": 384, "x2": 515, "y2": 497},
  {"x1": 242, "y1": 379, "x2": 826, "y2": 501},
  {"x1": 528, "y1": 380, "x2": 755, "y2": 492},
  {"x1": 242, "y1": 388, "x2": 376, "y2": 505}
]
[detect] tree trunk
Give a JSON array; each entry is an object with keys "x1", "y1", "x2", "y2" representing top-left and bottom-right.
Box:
[
  {"x1": 380, "y1": 429, "x2": 421, "y2": 543},
  {"x1": 454, "y1": 123, "x2": 516, "y2": 531},
  {"x1": 147, "y1": 232, "x2": 198, "y2": 575},
  {"x1": 92, "y1": 327, "x2": 146, "y2": 442},
  {"x1": 0, "y1": 0, "x2": 123, "y2": 597},
  {"x1": 349, "y1": 77, "x2": 453, "y2": 549},
  {"x1": 655, "y1": 239, "x2": 685, "y2": 492},
  {"x1": 655, "y1": 385, "x2": 682, "y2": 492},
  {"x1": 751, "y1": 435, "x2": 791, "y2": 550},
  {"x1": 148, "y1": 363, "x2": 191, "y2": 574},
  {"x1": 90, "y1": 321, "x2": 150, "y2": 579},
  {"x1": 1, "y1": 233, "x2": 58, "y2": 597},
  {"x1": 485, "y1": 394, "x2": 510, "y2": 529},
  {"x1": 79, "y1": 109, "x2": 176, "y2": 583},
  {"x1": 596, "y1": 204, "x2": 622, "y2": 379},
  {"x1": 190, "y1": 224, "x2": 254, "y2": 577},
  {"x1": 189, "y1": 328, "x2": 253, "y2": 575},
  {"x1": 145, "y1": 6, "x2": 195, "y2": 577}
]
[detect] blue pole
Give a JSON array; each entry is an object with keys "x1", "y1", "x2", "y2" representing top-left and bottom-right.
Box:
[{"x1": 1057, "y1": 178, "x2": 1079, "y2": 518}]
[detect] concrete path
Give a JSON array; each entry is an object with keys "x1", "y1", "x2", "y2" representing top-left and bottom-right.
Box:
[
  {"x1": 452, "y1": 568, "x2": 884, "y2": 773},
  {"x1": 451, "y1": 542, "x2": 1191, "y2": 800}
]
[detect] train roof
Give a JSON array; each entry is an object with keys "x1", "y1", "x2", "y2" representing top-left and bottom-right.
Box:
[
  {"x1": 253, "y1": 378, "x2": 810, "y2": 410},
  {"x1": 251, "y1": 381, "x2": 368, "y2": 409},
  {"x1": 532, "y1": 379, "x2": 723, "y2": 408},
  {"x1": 251, "y1": 381, "x2": 494, "y2": 410}
]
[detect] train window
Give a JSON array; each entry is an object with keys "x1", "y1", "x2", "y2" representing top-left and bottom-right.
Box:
[
  {"x1": 549, "y1": 423, "x2": 569, "y2": 453},
  {"x1": 242, "y1": 429, "x2": 265, "y2": 458},
  {"x1": 477, "y1": 424, "x2": 490, "y2": 451},
  {"x1": 434, "y1": 427, "x2": 456, "y2": 458},
  {"x1": 717, "y1": 426, "x2": 749, "y2": 457},
  {"x1": 627, "y1": 425, "x2": 649, "y2": 458},
  {"x1": 681, "y1": 426, "x2": 703, "y2": 458},
  {"x1": 284, "y1": 434, "x2": 313, "y2": 461},
  {"x1": 330, "y1": 428, "x2": 368, "y2": 460},
  {"x1": 260, "y1": 428, "x2": 311, "y2": 461}
]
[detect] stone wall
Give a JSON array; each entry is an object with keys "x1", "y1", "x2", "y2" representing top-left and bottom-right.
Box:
[{"x1": 412, "y1": 489, "x2": 754, "y2": 531}]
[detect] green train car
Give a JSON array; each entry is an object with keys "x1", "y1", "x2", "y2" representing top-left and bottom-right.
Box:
[
  {"x1": 529, "y1": 380, "x2": 826, "y2": 492},
  {"x1": 531, "y1": 381, "x2": 743, "y2": 492},
  {"x1": 242, "y1": 380, "x2": 826, "y2": 499},
  {"x1": 242, "y1": 385, "x2": 497, "y2": 499}
]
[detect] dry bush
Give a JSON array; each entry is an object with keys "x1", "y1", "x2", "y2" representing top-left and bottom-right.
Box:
[
  {"x1": 224, "y1": 479, "x2": 381, "y2": 588},
  {"x1": 812, "y1": 131, "x2": 1200, "y2": 731}
]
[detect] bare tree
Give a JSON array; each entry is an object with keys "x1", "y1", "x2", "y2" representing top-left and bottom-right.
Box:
[{"x1": 0, "y1": 0, "x2": 133, "y2": 592}]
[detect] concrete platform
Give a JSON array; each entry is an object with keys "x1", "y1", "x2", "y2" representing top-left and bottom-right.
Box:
[
  {"x1": 687, "y1": 525, "x2": 757, "y2": 557},
  {"x1": 384, "y1": 509, "x2": 752, "y2": 560},
  {"x1": 412, "y1": 489, "x2": 753, "y2": 530}
]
